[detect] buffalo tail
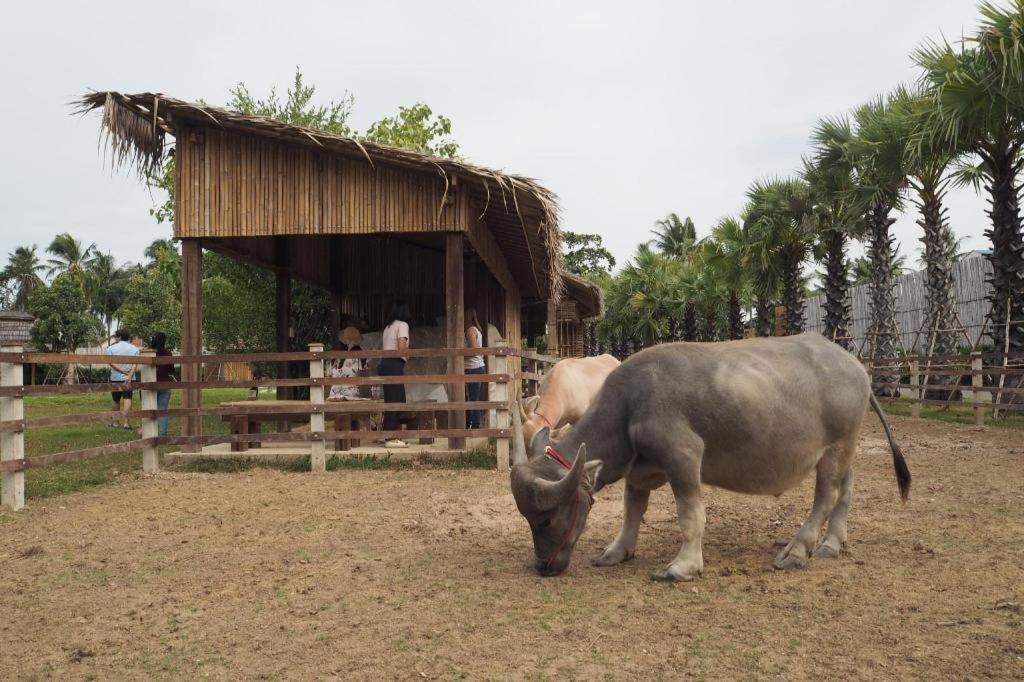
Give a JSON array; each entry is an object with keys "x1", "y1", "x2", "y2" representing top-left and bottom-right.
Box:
[{"x1": 869, "y1": 393, "x2": 911, "y2": 502}]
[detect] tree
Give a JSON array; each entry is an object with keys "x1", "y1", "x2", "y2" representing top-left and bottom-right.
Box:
[
  {"x1": 848, "y1": 95, "x2": 909, "y2": 394},
  {"x1": 28, "y1": 273, "x2": 102, "y2": 382},
  {"x1": 201, "y1": 252, "x2": 274, "y2": 353},
  {"x1": 651, "y1": 213, "x2": 698, "y2": 258},
  {"x1": 915, "y1": 8, "x2": 1024, "y2": 356},
  {"x1": 598, "y1": 245, "x2": 684, "y2": 351},
  {"x1": 744, "y1": 178, "x2": 816, "y2": 335},
  {"x1": 87, "y1": 252, "x2": 132, "y2": 340},
  {"x1": 702, "y1": 218, "x2": 749, "y2": 340},
  {"x1": 365, "y1": 103, "x2": 460, "y2": 159},
  {"x1": 117, "y1": 247, "x2": 182, "y2": 350},
  {"x1": 0, "y1": 245, "x2": 45, "y2": 310},
  {"x1": 45, "y1": 233, "x2": 96, "y2": 279},
  {"x1": 804, "y1": 115, "x2": 859, "y2": 350},
  {"x1": 229, "y1": 67, "x2": 354, "y2": 135},
  {"x1": 849, "y1": 254, "x2": 908, "y2": 287},
  {"x1": 562, "y1": 231, "x2": 616, "y2": 279}
]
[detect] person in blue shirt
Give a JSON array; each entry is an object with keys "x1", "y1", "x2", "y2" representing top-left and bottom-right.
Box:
[{"x1": 106, "y1": 329, "x2": 140, "y2": 429}]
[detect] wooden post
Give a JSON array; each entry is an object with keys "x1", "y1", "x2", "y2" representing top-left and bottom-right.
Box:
[
  {"x1": 546, "y1": 300, "x2": 559, "y2": 358},
  {"x1": 276, "y1": 258, "x2": 292, "y2": 403},
  {"x1": 446, "y1": 233, "x2": 466, "y2": 449},
  {"x1": 1, "y1": 345, "x2": 24, "y2": 510},
  {"x1": 180, "y1": 239, "x2": 203, "y2": 452},
  {"x1": 329, "y1": 236, "x2": 343, "y2": 349},
  {"x1": 971, "y1": 352, "x2": 985, "y2": 427},
  {"x1": 140, "y1": 350, "x2": 159, "y2": 474},
  {"x1": 909, "y1": 358, "x2": 921, "y2": 419},
  {"x1": 309, "y1": 343, "x2": 326, "y2": 472},
  {"x1": 493, "y1": 347, "x2": 510, "y2": 472}
]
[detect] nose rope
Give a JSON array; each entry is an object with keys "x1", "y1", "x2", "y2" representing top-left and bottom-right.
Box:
[
  {"x1": 544, "y1": 445, "x2": 581, "y2": 570},
  {"x1": 535, "y1": 410, "x2": 554, "y2": 429}
]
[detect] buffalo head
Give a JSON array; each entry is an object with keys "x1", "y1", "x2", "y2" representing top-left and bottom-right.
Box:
[{"x1": 509, "y1": 404, "x2": 601, "y2": 576}]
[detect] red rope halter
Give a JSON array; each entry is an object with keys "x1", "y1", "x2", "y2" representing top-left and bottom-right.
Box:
[{"x1": 543, "y1": 445, "x2": 581, "y2": 570}]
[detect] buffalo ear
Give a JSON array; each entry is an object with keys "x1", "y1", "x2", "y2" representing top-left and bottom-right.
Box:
[
  {"x1": 529, "y1": 426, "x2": 550, "y2": 460},
  {"x1": 550, "y1": 424, "x2": 571, "y2": 443},
  {"x1": 580, "y1": 443, "x2": 602, "y2": 493}
]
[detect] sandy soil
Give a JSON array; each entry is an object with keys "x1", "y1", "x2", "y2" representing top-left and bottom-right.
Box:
[{"x1": 1, "y1": 414, "x2": 1022, "y2": 680}]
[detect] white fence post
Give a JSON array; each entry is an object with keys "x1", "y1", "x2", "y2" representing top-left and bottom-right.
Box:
[
  {"x1": 1, "y1": 345, "x2": 25, "y2": 511},
  {"x1": 909, "y1": 358, "x2": 921, "y2": 419},
  {"x1": 971, "y1": 352, "x2": 985, "y2": 427},
  {"x1": 493, "y1": 347, "x2": 510, "y2": 472},
  {"x1": 309, "y1": 343, "x2": 326, "y2": 472},
  {"x1": 140, "y1": 350, "x2": 159, "y2": 474}
]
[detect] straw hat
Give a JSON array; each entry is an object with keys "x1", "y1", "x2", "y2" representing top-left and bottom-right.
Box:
[{"x1": 340, "y1": 326, "x2": 363, "y2": 346}]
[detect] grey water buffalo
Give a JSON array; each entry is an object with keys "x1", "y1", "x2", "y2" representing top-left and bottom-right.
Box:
[
  {"x1": 520, "y1": 354, "x2": 621, "y2": 445},
  {"x1": 510, "y1": 333, "x2": 911, "y2": 580}
]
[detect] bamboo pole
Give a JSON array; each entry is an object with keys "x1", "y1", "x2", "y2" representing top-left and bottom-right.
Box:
[{"x1": 971, "y1": 352, "x2": 985, "y2": 427}]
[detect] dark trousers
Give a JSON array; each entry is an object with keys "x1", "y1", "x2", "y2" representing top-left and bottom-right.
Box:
[
  {"x1": 379, "y1": 358, "x2": 406, "y2": 431},
  {"x1": 465, "y1": 365, "x2": 486, "y2": 428}
]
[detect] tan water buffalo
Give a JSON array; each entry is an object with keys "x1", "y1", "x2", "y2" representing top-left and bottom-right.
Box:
[
  {"x1": 520, "y1": 354, "x2": 621, "y2": 446},
  {"x1": 510, "y1": 334, "x2": 911, "y2": 580}
]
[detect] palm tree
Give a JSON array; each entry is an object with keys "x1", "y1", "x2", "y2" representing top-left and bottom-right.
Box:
[
  {"x1": 702, "y1": 218, "x2": 749, "y2": 339},
  {"x1": 893, "y1": 86, "x2": 963, "y2": 362},
  {"x1": 848, "y1": 96, "x2": 909, "y2": 395},
  {"x1": 849, "y1": 255, "x2": 908, "y2": 287},
  {"x1": 87, "y1": 252, "x2": 131, "y2": 339},
  {"x1": 915, "y1": 10, "x2": 1024, "y2": 356},
  {"x1": 45, "y1": 233, "x2": 97, "y2": 279},
  {"x1": 651, "y1": 213, "x2": 698, "y2": 258},
  {"x1": 1, "y1": 245, "x2": 45, "y2": 311},
  {"x1": 598, "y1": 244, "x2": 684, "y2": 351},
  {"x1": 744, "y1": 178, "x2": 817, "y2": 336},
  {"x1": 804, "y1": 116, "x2": 859, "y2": 350}
]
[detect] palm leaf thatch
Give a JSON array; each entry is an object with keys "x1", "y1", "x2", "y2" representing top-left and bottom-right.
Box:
[{"x1": 74, "y1": 91, "x2": 565, "y2": 300}]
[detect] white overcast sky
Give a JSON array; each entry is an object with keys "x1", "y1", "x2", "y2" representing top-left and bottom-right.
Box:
[{"x1": 0, "y1": 0, "x2": 989, "y2": 274}]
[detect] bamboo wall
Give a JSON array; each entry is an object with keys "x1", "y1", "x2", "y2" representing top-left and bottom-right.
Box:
[
  {"x1": 175, "y1": 125, "x2": 474, "y2": 238},
  {"x1": 804, "y1": 253, "x2": 994, "y2": 351}
]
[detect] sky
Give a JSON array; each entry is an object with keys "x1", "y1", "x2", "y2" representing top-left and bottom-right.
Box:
[{"x1": 0, "y1": 0, "x2": 990, "y2": 276}]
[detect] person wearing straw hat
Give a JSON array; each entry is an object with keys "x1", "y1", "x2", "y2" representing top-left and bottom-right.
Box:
[{"x1": 329, "y1": 326, "x2": 365, "y2": 401}]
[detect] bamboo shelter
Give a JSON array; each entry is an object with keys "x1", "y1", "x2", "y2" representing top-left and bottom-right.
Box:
[
  {"x1": 557, "y1": 273, "x2": 603, "y2": 358},
  {"x1": 77, "y1": 91, "x2": 566, "y2": 447}
]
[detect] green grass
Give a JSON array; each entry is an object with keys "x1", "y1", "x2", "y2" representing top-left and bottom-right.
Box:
[
  {"x1": 880, "y1": 397, "x2": 1024, "y2": 429},
  {"x1": 23, "y1": 388, "x2": 251, "y2": 499}
]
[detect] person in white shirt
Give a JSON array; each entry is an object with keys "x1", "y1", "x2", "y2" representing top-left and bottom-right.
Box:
[
  {"x1": 380, "y1": 302, "x2": 411, "y2": 448},
  {"x1": 106, "y1": 329, "x2": 140, "y2": 429},
  {"x1": 464, "y1": 308, "x2": 486, "y2": 429}
]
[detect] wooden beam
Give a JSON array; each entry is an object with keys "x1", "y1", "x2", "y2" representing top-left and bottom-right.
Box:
[
  {"x1": 547, "y1": 299, "x2": 559, "y2": 357},
  {"x1": 276, "y1": 237, "x2": 291, "y2": 402},
  {"x1": 446, "y1": 233, "x2": 466, "y2": 448},
  {"x1": 180, "y1": 239, "x2": 203, "y2": 451}
]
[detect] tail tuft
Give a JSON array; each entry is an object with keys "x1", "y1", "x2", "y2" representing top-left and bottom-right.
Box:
[{"x1": 892, "y1": 444, "x2": 911, "y2": 502}]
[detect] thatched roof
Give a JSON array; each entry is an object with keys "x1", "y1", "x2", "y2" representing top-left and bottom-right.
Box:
[
  {"x1": 75, "y1": 91, "x2": 564, "y2": 300},
  {"x1": 562, "y1": 273, "x2": 603, "y2": 319}
]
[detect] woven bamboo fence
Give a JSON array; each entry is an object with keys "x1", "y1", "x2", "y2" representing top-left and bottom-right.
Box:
[{"x1": 805, "y1": 254, "x2": 993, "y2": 352}]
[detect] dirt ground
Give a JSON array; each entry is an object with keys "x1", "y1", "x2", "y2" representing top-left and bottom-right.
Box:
[{"x1": 1, "y1": 415, "x2": 1022, "y2": 680}]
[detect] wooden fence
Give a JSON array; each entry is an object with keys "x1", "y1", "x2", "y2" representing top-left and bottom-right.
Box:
[
  {"x1": 863, "y1": 350, "x2": 1024, "y2": 425},
  {"x1": 805, "y1": 253, "x2": 993, "y2": 351},
  {"x1": 0, "y1": 345, "x2": 559, "y2": 511}
]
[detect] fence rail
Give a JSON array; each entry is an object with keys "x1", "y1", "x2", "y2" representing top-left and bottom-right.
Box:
[
  {"x1": 862, "y1": 350, "x2": 1024, "y2": 425},
  {"x1": 0, "y1": 345, "x2": 559, "y2": 510}
]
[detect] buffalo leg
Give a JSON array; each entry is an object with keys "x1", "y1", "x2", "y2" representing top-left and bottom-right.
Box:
[
  {"x1": 593, "y1": 462, "x2": 667, "y2": 567},
  {"x1": 651, "y1": 438, "x2": 706, "y2": 582},
  {"x1": 774, "y1": 446, "x2": 849, "y2": 570},
  {"x1": 814, "y1": 468, "x2": 854, "y2": 559},
  {"x1": 592, "y1": 484, "x2": 650, "y2": 567}
]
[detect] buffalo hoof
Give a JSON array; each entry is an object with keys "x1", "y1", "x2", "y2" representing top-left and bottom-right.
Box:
[
  {"x1": 772, "y1": 551, "x2": 808, "y2": 571},
  {"x1": 650, "y1": 567, "x2": 700, "y2": 582},
  {"x1": 591, "y1": 548, "x2": 634, "y2": 567},
  {"x1": 813, "y1": 540, "x2": 842, "y2": 559}
]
